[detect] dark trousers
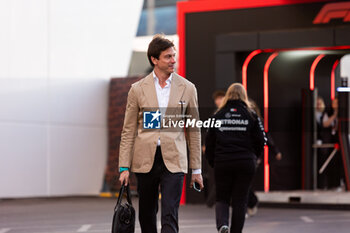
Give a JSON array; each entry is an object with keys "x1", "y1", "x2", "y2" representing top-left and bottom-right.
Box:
[
  {"x1": 136, "y1": 146, "x2": 184, "y2": 233},
  {"x1": 247, "y1": 188, "x2": 258, "y2": 208},
  {"x1": 204, "y1": 161, "x2": 216, "y2": 207},
  {"x1": 317, "y1": 148, "x2": 343, "y2": 189},
  {"x1": 215, "y1": 159, "x2": 256, "y2": 233}
]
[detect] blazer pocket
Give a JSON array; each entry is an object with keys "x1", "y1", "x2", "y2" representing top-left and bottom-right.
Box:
[
  {"x1": 175, "y1": 139, "x2": 187, "y2": 170},
  {"x1": 175, "y1": 139, "x2": 186, "y2": 154}
]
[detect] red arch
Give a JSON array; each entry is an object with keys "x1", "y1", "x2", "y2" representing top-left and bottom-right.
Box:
[
  {"x1": 331, "y1": 59, "x2": 340, "y2": 100},
  {"x1": 242, "y1": 50, "x2": 263, "y2": 90},
  {"x1": 310, "y1": 54, "x2": 326, "y2": 91},
  {"x1": 263, "y1": 52, "x2": 279, "y2": 192}
]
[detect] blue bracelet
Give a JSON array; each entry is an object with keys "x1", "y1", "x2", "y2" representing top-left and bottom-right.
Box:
[{"x1": 119, "y1": 167, "x2": 129, "y2": 173}]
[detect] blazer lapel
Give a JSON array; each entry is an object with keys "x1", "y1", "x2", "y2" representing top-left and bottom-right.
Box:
[{"x1": 141, "y1": 73, "x2": 159, "y2": 110}]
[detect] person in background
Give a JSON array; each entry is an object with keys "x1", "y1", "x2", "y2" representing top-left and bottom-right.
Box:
[
  {"x1": 205, "y1": 83, "x2": 266, "y2": 233},
  {"x1": 118, "y1": 34, "x2": 203, "y2": 233},
  {"x1": 213, "y1": 90, "x2": 226, "y2": 109},
  {"x1": 316, "y1": 96, "x2": 338, "y2": 139},
  {"x1": 316, "y1": 96, "x2": 331, "y2": 189},
  {"x1": 328, "y1": 97, "x2": 345, "y2": 190},
  {"x1": 316, "y1": 96, "x2": 340, "y2": 189},
  {"x1": 327, "y1": 97, "x2": 339, "y2": 140},
  {"x1": 204, "y1": 90, "x2": 226, "y2": 207},
  {"x1": 316, "y1": 96, "x2": 344, "y2": 190}
]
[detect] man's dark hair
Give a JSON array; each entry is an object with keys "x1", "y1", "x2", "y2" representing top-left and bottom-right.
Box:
[
  {"x1": 147, "y1": 34, "x2": 175, "y2": 67},
  {"x1": 212, "y1": 90, "x2": 226, "y2": 100}
]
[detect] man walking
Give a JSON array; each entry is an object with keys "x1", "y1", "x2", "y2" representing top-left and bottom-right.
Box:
[{"x1": 119, "y1": 34, "x2": 203, "y2": 233}]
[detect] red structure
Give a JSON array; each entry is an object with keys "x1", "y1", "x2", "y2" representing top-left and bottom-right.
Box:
[{"x1": 177, "y1": 0, "x2": 350, "y2": 202}]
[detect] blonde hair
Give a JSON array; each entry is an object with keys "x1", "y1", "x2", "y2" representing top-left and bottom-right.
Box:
[
  {"x1": 248, "y1": 98, "x2": 262, "y2": 119},
  {"x1": 317, "y1": 96, "x2": 325, "y2": 113},
  {"x1": 219, "y1": 83, "x2": 250, "y2": 110}
]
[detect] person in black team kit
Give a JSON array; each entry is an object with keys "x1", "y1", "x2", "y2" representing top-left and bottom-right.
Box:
[{"x1": 205, "y1": 83, "x2": 266, "y2": 233}]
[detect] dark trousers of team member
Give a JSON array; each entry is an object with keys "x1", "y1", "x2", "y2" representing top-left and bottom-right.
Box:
[
  {"x1": 247, "y1": 188, "x2": 258, "y2": 209},
  {"x1": 215, "y1": 159, "x2": 256, "y2": 233},
  {"x1": 136, "y1": 146, "x2": 184, "y2": 233}
]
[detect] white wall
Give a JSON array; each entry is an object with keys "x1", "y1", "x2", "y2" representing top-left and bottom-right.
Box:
[
  {"x1": 0, "y1": 0, "x2": 143, "y2": 198},
  {"x1": 341, "y1": 54, "x2": 350, "y2": 81}
]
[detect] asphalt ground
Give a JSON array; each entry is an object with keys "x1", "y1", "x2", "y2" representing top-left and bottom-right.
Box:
[{"x1": 1, "y1": 197, "x2": 350, "y2": 233}]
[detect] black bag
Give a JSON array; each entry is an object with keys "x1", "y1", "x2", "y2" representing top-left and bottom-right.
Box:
[{"x1": 111, "y1": 185, "x2": 135, "y2": 233}]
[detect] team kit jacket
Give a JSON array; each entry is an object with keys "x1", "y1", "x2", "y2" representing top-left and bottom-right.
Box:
[{"x1": 205, "y1": 100, "x2": 266, "y2": 167}]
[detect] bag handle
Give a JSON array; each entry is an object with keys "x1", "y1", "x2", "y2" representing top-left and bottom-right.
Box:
[{"x1": 117, "y1": 183, "x2": 132, "y2": 206}]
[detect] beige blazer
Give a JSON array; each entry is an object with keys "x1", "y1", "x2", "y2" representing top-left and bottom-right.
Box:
[{"x1": 119, "y1": 73, "x2": 201, "y2": 173}]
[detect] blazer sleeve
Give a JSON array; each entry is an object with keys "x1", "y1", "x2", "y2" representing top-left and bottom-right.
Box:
[
  {"x1": 119, "y1": 85, "x2": 139, "y2": 168},
  {"x1": 185, "y1": 84, "x2": 202, "y2": 170}
]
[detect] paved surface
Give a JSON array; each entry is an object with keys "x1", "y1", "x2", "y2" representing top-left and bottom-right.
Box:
[
  {"x1": 257, "y1": 191, "x2": 350, "y2": 205},
  {"x1": 1, "y1": 197, "x2": 350, "y2": 233}
]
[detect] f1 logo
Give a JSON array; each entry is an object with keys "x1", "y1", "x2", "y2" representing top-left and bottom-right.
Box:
[
  {"x1": 313, "y1": 1, "x2": 350, "y2": 24},
  {"x1": 143, "y1": 110, "x2": 161, "y2": 129}
]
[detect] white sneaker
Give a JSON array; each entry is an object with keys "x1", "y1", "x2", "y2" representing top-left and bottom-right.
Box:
[{"x1": 218, "y1": 225, "x2": 229, "y2": 233}]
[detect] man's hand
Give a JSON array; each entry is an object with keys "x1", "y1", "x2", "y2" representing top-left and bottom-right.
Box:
[
  {"x1": 119, "y1": 170, "x2": 130, "y2": 186},
  {"x1": 190, "y1": 173, "x2": 204, "y2": 190}
]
